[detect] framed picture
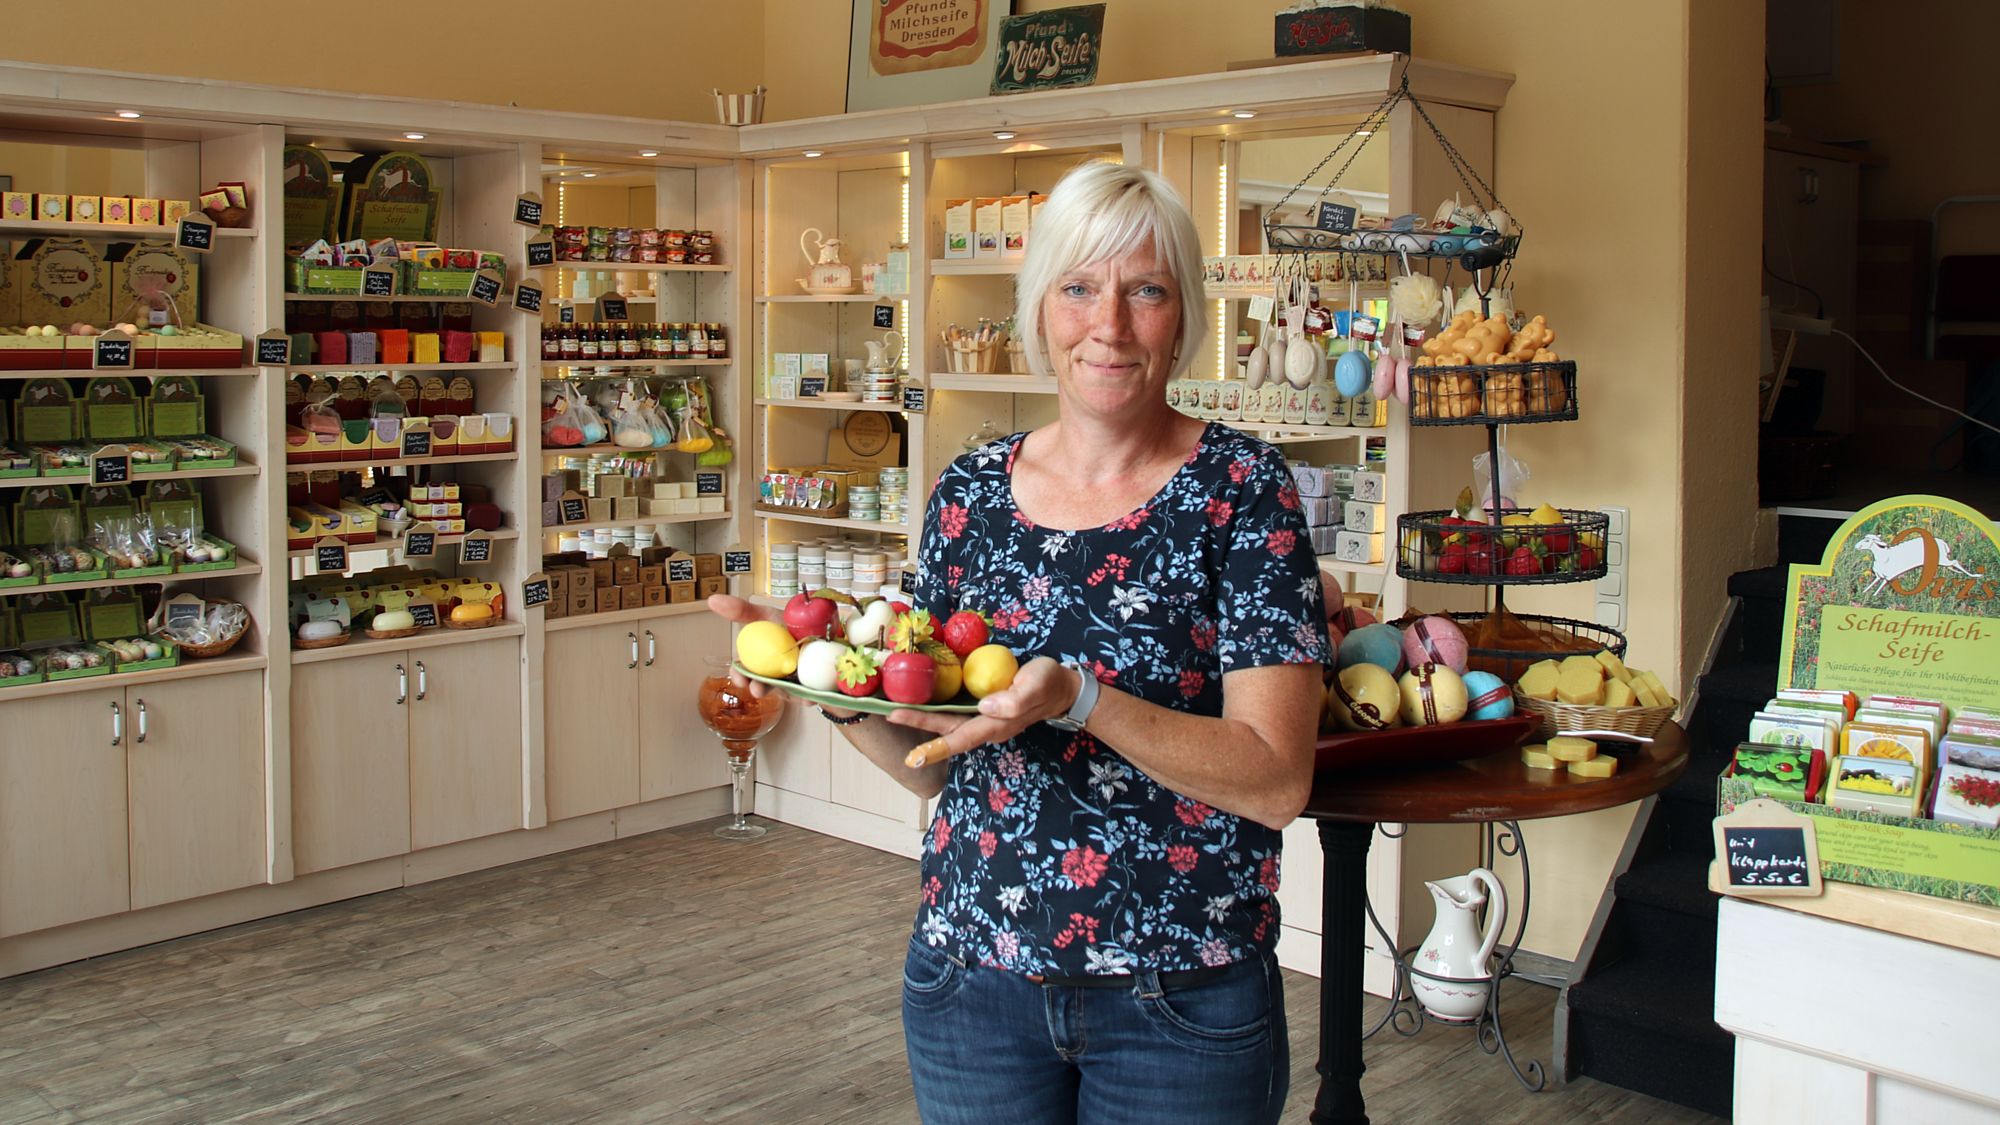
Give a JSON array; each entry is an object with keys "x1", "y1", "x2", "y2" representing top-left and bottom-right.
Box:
[{"x1": 847, "y1": 0, "x2": 1011, "y2": 113}]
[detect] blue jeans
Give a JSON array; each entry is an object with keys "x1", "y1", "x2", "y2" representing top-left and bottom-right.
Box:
[{"x1": 902, "y1": 937, "x2": 1289, "y2": 1124}]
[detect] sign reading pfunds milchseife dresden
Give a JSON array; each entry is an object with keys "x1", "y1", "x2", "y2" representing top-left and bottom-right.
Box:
[{"x1": 1780, "y1": 495, "x2": 2000, "y2": 710}]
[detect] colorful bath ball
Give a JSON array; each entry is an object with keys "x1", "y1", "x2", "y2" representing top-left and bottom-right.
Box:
[
  {"x1": 1337, "y1": 623, "x2": 1405, "y2": 676},
  {"x1": 1462, "y1": 670, "x2": 1515, "y2": 721},
  {"x1": 1328, "y1": 664, "x2": 1402, "y2": 731},
  {"x1": 1399, "y1": 663, "x2": 1469, "y2": 727},
  {"x1": 1400, "y1": 615, "x2": 1469, "y2": 675},
  {"x1": 1330, "y1": 604, "x2": 1377, "y2": 636}
]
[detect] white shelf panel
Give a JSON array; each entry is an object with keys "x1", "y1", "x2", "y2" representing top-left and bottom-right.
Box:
[
  {"x1": 755, "y1": 511, "x2": 911, "y2": 535},
  {"x1": 929, "y1": 373, "x2": 1055, "y2": 394},
  {"x1": 284, "y1": 529, "x2": 521, "y2": 561},
  {"x1": 754, "y1": 397, "x2": 904, "y2": 413},
  {"x1": 534, "y1": 262, "x2": 728, "y2": 274},
  {"x1": 542, "y1": 601, "x2": 715, "y2": 633},
  {"x1": 0, "y1": 368, "x2": 255, "y2": 381},
  {"x1": 283, "y1": 362, "x2": 515, "y2": 374},
  {"x1": 1220, "y1": 420, "x2": 1384, "y2": 441},
  {"x1": 0, "y1": 463, "x2": 258, "y2": 491},
  {"x1": 542, "y1": 511, "x2": 729, "y2": 535},
  {"x1": 289, "y1": 621, "x2": 526, "y2": 665},
  {"x1": 0, "y1": 561, "x2": 261, "y2": 599},
  {"x1": 756, "y1": 294, "x2": 887, "y2": 304},
  {"x1": 0, "y1": 219, "x2": 255, "y2": 240},
  {"x1": 282, "y1": 451, "x2": 516, "y2": 472},
  {"x1": 930, "y1": 259, "x2": 1022, "y2": 276},
  {"x1": 537, "y1": 358, "x2": 729, "y2": 371},
  {"x1": 0, "y1": 649, "x2": 269, "y2": 702}
]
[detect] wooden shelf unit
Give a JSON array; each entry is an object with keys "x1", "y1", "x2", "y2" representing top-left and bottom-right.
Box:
[
  {"x1": 0, "y1": 218, "x2": 256, "y2": 239},
  {"x1": 282, "y1": 362, "x2": 515, "y2": 374},
  {"x1": 0, "y1": 561, "x2": 262, "y2": 599},
  {"x1": 0, "y1": 463, "x2": 257, "y2": 490},
  {"x1": 288, "y1": 620, "x2": 527, "y2": 664}
]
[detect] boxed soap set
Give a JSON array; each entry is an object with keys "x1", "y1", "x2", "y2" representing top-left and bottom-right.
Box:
[
  {"x1": 284, "y1": 371, "x2": 512, "y2": 465},
  {"x1": 3, "y1": 375, "x2": 237, "y2": 479},
  {"x1": 1290, "y1": 445, "x2": 1390, "y2": 563},
  {"x1": 285, "y1": 473, "x2": 503, "y2": 550},
  {"x1": 539, "y1": 546, "x2": 722, "y2": 620},
  {"x1": 286, "y1": 238, "x2": 507, "y2": 297},
  {"x1": 0, "y1": 239, "x2": 245, "y2": 369},
  {"x1": 940, "y1": 194, "x2": 1041, "y2": 261},
  {"x1": 2, "y1": 477, "x2": 237, "y2": 589},
  {"x1": 2, "y1": 186, "x2": 202, "y2": 228},
  {"x1": 0, "y1": 586, "x2": 184, "y2": 689},
  {"x1": 547, "y1": 225, "x2": 719, "y2": 265}
]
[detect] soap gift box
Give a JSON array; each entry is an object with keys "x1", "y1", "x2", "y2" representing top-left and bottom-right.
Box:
[
  {"x1": 1932, "y1": 762, "x2": 2000, "y2": 829},
  {"x1": 1824, "y1": 754, "x2": 1923, "y2": 818},
  {"x1": 1727, "y1": 742, "x2": 1826, "y2": 802}
]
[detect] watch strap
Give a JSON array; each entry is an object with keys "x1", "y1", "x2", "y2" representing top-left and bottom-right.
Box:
[{"x1": 1049, "y1": 662, "x2": 1100, "y2": 731}]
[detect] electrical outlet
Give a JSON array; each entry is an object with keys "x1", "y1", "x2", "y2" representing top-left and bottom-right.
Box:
[{"x1": 1597, "y1": 505, "x2": 1630, "y2": 629}]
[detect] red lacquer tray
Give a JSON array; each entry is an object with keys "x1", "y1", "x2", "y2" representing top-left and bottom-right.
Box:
[{"x1": 1314, "y1": 715, "x2": 1539, "y2": 773}]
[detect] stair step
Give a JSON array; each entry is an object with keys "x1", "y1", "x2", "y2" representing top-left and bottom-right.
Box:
[
  {"x1": 1698, "y1": 661, "x2": 1779, "y2": 706},
  {"x1": 1725, "y1": 565, "x2": 1788, "y2": 604},
  {"x1": 1568, "y1": 955, "x2": 1735, "y2": 1117},
  {"x1": 1616, "y1": 847, "x2": 1718, "y2": 922}
]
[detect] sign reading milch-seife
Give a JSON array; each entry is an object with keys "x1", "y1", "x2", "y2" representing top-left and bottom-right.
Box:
[
  {"x1": 992, "y1": 4, "x2": 1104, "y2": 95},
  {"x1": 525, "y1": 239, "x2": 556, "y2": 268}
]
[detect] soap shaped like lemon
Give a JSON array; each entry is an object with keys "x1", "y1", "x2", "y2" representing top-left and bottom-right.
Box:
[{"x1": 736, "y1": 620, "x2": 799, "y2": 679}]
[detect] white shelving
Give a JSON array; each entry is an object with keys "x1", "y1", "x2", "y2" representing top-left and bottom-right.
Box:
[{"x1": 0, "y1": 218, "x2": 256, "y2": 239}]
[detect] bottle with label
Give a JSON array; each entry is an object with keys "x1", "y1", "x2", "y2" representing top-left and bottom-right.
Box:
[
  {"x1": 707, "y1": 323, "x2": 728, "y2": 360},
  {"x1": 541, "y1": 325, "x2": 559, "y2": 361},
  {"x1": 689, "y1": 322, "x2": 709, "y2": 358},
  {"x1": 579, "y1": 322, "x2": 600, "y2": 361},
  {"x1": 619, "y1": 323, "x2": 641, "y2": 360},
  {"x1": 559, "y1": 322, "x2": 581, "y2": 361},
  {"x1": 673, "y1": 323, "x2": 692, "y2": 359}
]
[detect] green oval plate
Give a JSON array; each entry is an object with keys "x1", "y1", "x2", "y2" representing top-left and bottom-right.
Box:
[{"x1": 734, "y1": 663, "x2": 983, "y2": 715}]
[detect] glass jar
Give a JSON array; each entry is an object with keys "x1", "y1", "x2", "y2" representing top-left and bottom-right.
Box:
[{"x1": 707, "y1": 323, "x2": 728, "y2": 360}]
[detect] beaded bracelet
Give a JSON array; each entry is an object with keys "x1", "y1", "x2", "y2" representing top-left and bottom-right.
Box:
[{"x1": 818, "y1": 706, "x2": 869, "y2": 726}]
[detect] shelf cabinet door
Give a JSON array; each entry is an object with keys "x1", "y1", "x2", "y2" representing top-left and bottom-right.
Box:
[
  {"x1": 127, "y1": 671, "x2": 269, "y2": 910},
  {"x1": 545, "y1": 623, "x2": 640, "y2": 821},
  {"x1": 638, "y1": 615, "x2": 733, "y2": 802},
  {"x1": 410, "y1": 637, "x2": 525, "y2": 851},
  {"x1": 754, "y1": 694, "x2": 829, "y2": 802},
  {"x1": 830, "y1": 740, "x2": 925, "y2": 827},
  {"x1": 292, "y1": 652, "x2": 412, "y2": 875},
  {"x1": 0, "y1": 688, "x2": 130, "y2": 938}
]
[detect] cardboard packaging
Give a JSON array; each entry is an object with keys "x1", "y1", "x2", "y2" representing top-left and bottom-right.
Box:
[
  {"x1": 1001, "y1": 194, "x2": 1032, "y2": 258},
  {"x1": 942, "y1": 198, "x2": 973, "y2": 260},
  {"x1": 973, "y1": 197, "x2": 1002, "y2": 259}
]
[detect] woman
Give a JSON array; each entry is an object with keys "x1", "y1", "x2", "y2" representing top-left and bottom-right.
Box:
[{"x1": 712, "y1": 161, "x2": 1326, "y2": 1124}]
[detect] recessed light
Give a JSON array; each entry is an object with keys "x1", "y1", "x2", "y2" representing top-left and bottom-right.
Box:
[
  {"x1": 803, "y1": 150, "x2": 824, "y2": 158},
  {"x1": 116, "y1": 110, "x2": 143, "y2": 120},
  {"x1": 404, "y1": 132, "x2": 426, "y2": 141},
  {"x1": 581, "y1": 172, "x2": 598, "y2": 178},
  {"x1": 993, "y1": 130, "x2": 1016, "y2": 140},
  {"x1": 639, "y1": 150, "x2": 659, "y2": 157},
  {"x1": 1231, "y1": 110, "x2": 1256, "y2": 120}
]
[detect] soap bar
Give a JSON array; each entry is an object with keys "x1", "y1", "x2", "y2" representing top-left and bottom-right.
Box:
[
  {"x1": 1560, "y1": 655, "x2": 1606, "y2": 679},
  {"x1": 1556, "y1": 665, "x2": 1605, "y2": 705},
  {"x1": 1603, "y1": 679, "x2": 1636, "y2": 709},
  {"x1": 1521, "y1": 744, "x2": 1559, "y2": 770},
  {"x1": 1749, "y1": 710, "x2": 1836, "y2": 752},
  {"x1": 1548, "y1": 736, "x2": 1597, "y2": 763},
  {"x1": 1517, "y1": 660, "x2": 1560, "y2": 702},
  {"x1": 413, "y1": 333, "x2": 441, "y2": 364},
  {"x1": 1633, "y1": 682, "x2": 1667, "y2": 708},
  {"x1": 1594, "y1": 650, "x2": 1632, "y2": 684},
  {"x1": 477, "y1": 331, "x2": 506, "y2": 363},
  {"x1": 1842, "y1": 721, "x2": 1932, "y2": 768},
  {"x1": 1636, "y1": 671, "x2": 1674, "y2": 707},
  {"x1": 1568, "y1": 756, "x2": 1618, "y2": 779}
]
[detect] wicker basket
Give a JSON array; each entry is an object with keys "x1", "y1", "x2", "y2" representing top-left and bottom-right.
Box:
[
  {"x1": 1513, "y1": 692, "x2": 1675, "y2": 739},
  {"x1": 443, "y1": 613, "x2": 501, "y2": 630},
  {"x1": 293, "y1": 630, "x2": 351, "y2": 650},
  {"x1": 153, "y1": 598, "x2": 248, "y2": 659},
  {"x1": 945, "y1": 340, "x2": 1001, "y2": 373}
]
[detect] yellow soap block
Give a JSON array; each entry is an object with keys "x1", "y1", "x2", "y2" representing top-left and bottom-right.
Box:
[
  {"x1": 477, "y1": 331, "x2": 506, "y2": 363},
  {"x1": 1521, "y1": 744, "x2": 1560, "y2": 770},
  {"x1": 1561, "y1": 655, "x2": 1606, "y2": 680},
  {"x1": 1637, "y1": 671, "x2": 1674, "y2": 706},
  {"x1": 1603, "y1": 679, "x2": 1637, "y2": 709},
  {"x1": 1568, "y1": 756, "x2": 1618, "y2": 779},
  {"x1": 1556, "y1": 666, "x2": 1605, "y2": 705},
  {"x1": 1632, "y1": 683, "x2": 1665, "y2": 708},
  {"x1": 413, "y1": 333, "x2": 441, "y2": 364},
  {"x1": 1518, "y1": 660, "x2": 1561, "y2": 702},
  {"x1": 1548, "y1": 736, "x2": 1597, "y2": 763},
  {"x1": 1595, "y1": 650, "x2": 1633, "y2": 683}
]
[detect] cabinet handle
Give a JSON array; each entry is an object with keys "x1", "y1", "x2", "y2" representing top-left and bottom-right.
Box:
[
  {"x1": 395, "y1": 663, "x2": 408, "y2": 706},
  {"x1": 644, "y1": 630, "x2": 657, "y2": 667},
  {"x1": 135, "y1": 699, "x2": 148, "y2": 744},
  {"x1": 416, "y1": 660, "x2": 428, "y2": 702},
  {"x1": 110, "y1": 701, "x2": 122, "y2": 747},
  {"x1": 627, "y1": 631, "x2": 639, "y2": 670}
]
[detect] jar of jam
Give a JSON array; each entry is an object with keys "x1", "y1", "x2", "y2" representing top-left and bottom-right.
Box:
[
  {"x1": 689, "y1": 323, "x2": 709, "y2": 358},
  {"x1": 541, "y1": 325, "x2": 559, "y2": 361},
  {"x1": 579, "y1": 322, "x2": 600, "y2": 361},
  {"x1": 707, "y1": 323, "x2": 728, "y2": 360},
  {"x1": 671, "y1": 323, "x2": 692, "y2": 359}
]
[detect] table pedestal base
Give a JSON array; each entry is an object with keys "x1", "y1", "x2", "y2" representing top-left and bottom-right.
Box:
[{"x1": 1313, "y1": 820, "x2": 1374, "y2": 1124}]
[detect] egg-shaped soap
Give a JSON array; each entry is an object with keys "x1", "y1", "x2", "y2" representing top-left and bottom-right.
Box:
[
  {"x1": 1334, "y1": 348, "x2": 1369, "y2": 397},
  {"x1": 373, "y1": 609, "x2": 416, "y2": 632},
  {"x1": 1337, "y1": 622, "x2": 1405, "y2": 676},
  {"x1": 1328, "y1": 664, "x2": 1403, "y2": 732},
  {"x1": 450, "y1": 603, "x2": 494, "y2": 623},
  {"x1": 1401, "y1": 615, "x2": 1469, "y2": 675},
  {"x1": 1399, "y1": 663, "x2": 1469, "y2": 726},
  {"x1": 297, "y1": 619, "x2": 344, "y2": 641},
  {"x1": 1462, "y1": 670, "x2": 1515, "y2": 721}
]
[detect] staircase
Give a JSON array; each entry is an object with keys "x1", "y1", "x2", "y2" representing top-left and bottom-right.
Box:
[{"x1": 1562, "y1": 516, "x2": 1838, "y2": 1118}]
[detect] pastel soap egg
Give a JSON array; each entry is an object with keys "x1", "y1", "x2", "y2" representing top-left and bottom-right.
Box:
[
  {"x1": 1462, "y1": 670, "x2": 1515, "y2": 721},
  {"x1": 1337, "y1": 622, "x2": 1405, "y2": 676},
  {"x1": 1328, "y1": 664, "x2": 1403, "y2": 732},
  {"x1": 1334, "y1": 349, "x2": 1371, "y2": 397},
  {"x1": 1399, "y1": 663, "x2": 1469, "y2": 727},
  {"x1": 1400, "y1": 615, "x2": 1469, "y2": 675}
]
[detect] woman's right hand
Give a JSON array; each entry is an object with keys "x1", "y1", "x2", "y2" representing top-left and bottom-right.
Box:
[{"x1": 705, "y1": 593, "x2": 860, "y2": 720}]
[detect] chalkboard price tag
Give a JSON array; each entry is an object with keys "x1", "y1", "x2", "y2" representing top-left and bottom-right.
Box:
[
  {"x1": 902, "y1": 385, "x2": 927, "y2": 414},
  {"x1": 469, "y1": 269, "x2": 504, "y2": 307},
  {"x1": 873, "y1": 305, "x2": 896, "y2": 329},
  {"x1": 314, "y1": 536, "x2": 349, "y2": 575},
  {"x1": 597, "y1": 294, "x2": 629, "y2": 323},
  {"x1": 255, "y1": 331, "x2": 291, "y2": 366},
  {"x1": 514, "y1": 281, "x2": 544, "y2": 316},
  {"x1": 406, "y1": 599, "x2": 440, "y2": 629},
  {"x1": 400, "y1": 427, "x2": 432, "y2": 459},
  {"x1": 723, "y1": 549, "x2": 752, "y2": 575},
  {"x1": 1315, "y1": 201, "x2": 1358, "y2": 232},
  {"x1": 92, "y1": 330, "x2": 134, "y2": 370},
  {"x1": 175, "y1": 212, "x2": 216, "y2": 253},
  {"x1": 458, "y1": 532, "x2": 493, "y2": 565},
  {"x1": 1710, "y1": 799, "x2": 1823, "y2": 898},
  {"x1": 163, "y1": 593, "x2": 207, "y2": 631},
  {"x1": 523, "y1": 571, "x2": 552, "y2": 608},
  {"x1": 402, "y1": 522, "x2": 438, "y2": 559},
  {"x1": 899, "y1": 567, "x2": 917, "y2": 596},
  {"x1": 90, "y1": 444, "x2": 131, "y2": 487},
  {"x1": 558, "y1": 491, "x2": 589, "y2": 525},
  {"x1": 362, "y1": 262, "x2": 397, "y2": 298},
  {"x1": 525, "y1": 239, "x2": 556, "y2": 268},
  {"x1": 694, "y1": 471, "x2": 724, "y2": 496},
  {"x1": 558, "y1": 304, "x2": 575, "y2": 325},
  {"x1": 668, "y1": 557, "x2": 696, "y2": 583},
  {"x1": 799, "y1": 375, "x2": 826, "y2": 399},
  {"x1": 514, "y1": 193, "x2": 545, "y2": 228}
]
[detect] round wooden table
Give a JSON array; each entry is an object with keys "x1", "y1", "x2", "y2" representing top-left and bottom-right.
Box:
[{"x1": 1301, "y1": 719, "x2": 1689, "y2": 1124}]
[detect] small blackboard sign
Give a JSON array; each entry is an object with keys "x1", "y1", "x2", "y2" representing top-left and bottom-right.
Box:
[
  {"x1": 514, "y1": 194, "x2": 545, "y2": 228},
  {"x1": 1711, "y1": 800, "x2": 1822, "y2": 898},
  {"x1": 525, "y1": 239, "x2": 556, "y2": 268},
  {"x1": 458, "y1": 533, "x2": 493, "y2": 565},
  {"x1": 91, "y1": 444, "x2": 131, "y2": 487},
  {"x1": 255, "y1": 332, "x2": 291, "y2": 366},
  {"x1": 163, "y1": 594, "x2": 207, "y2": 631},
  {"x1": 175, "y1": 213, "x2": 215, "y2": 253},
  {"x1": 523, "y1": 573, "x2": 552, "y2": 608},
  {"x1": 1316, "y1": 201, "x2": 1358, "y2": 232},
  {"x1": 92, "y1": 332, "x2": 134, "y2": 370},
  {"x1": 469, "y1": 270, "x2": 504, "y2": 307},
  {"x1": 357, "y1": 487, "x2": 394, "y2": 506},
  {"x1": 400, "y1": 427, "x2": 432, "y2": 459},
  {"x1": 723, "y1": 549, "x2": 752, "y2": 575},
  {"x1": 514, "y1": 281, "x2": 544, "y2": 316},
  {"x1": 900, "y1": 568, "x2": 918, "y2": 596},
  {"x1": 902, "y1": 385, "x2": 927, "y2": 414},
  {"x1": 559, "y1": 494, "x2": 589, "y2": 524},
  {"x1": 362, "y1": 264, "x2": 397, "y2": 298},
  {"x1": 799, "y1": 375, "x2": 826, "y2": 398},
  {"x1": 668, "y1": 557, "x2": 696, "y2": 583},
  {"x1": 407, "y1": 600, "x2": 440, "y2": 629},
  {"x1": 559, "y1": 304, "x2": 575, "y2": 325},
  {"x1": 403, "y1": 523, "x2": 438, "y2": 558},
  {"x1": 314, "y1": 536, "x2": 349, "y2": 574},
  {"x1": 873, "y1": 305, "x2": 896, "y2": 329},
  {"x1": 695, "y1": 471, "x2": 724, "y2": 495},
  {"x1": 597, "y1": 295, "x2": 629, "y2": 322}
]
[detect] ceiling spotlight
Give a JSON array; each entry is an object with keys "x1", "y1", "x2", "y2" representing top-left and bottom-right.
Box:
[
  {"x1": 581, "y1": 172, "x2": 598, "y2": 178},
  {"x1": 803, "y1": 150, "x2": 824, "y2": 158},
  {"x1": 116, "y1": 110, "x2": 143, "y2": 120},
  {"x1": 1231, "y1": 110, "x2": 1256, "y2": 120},
  {"x1": 640, "y1": 150, "x2": 659, "y2": 157},
  {"x1": 993, "y1": 130, "x2": 1016, "y2": 140},
  {"x1": 403, "y1": 132, "x2": 426, "y2": 141}
]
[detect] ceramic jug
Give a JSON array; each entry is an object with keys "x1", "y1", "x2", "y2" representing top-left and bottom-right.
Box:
[
  {"x1": 1412, "y1": 867, "x2": 1506, "y2": 1022},
  {"x1": 799, "y1": 228, "x2": 853, "y2": 291},
  {"x1": 864, "y1": 331, "x2": 903, "y2": 372}
]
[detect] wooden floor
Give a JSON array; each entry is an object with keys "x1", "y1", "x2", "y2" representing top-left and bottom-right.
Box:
[{"x1": 0, "y1": 821, "x2": 1724, "y2": 1123}]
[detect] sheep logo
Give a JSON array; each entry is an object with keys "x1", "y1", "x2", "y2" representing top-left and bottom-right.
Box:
[{"x1": 1849, "y1": 528, "x2": 1989, "y2": 601}]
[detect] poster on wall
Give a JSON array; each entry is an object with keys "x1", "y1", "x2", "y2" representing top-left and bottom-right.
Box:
[
  {"x1": 992, "y1": 4, "x2": 1103, "y2": 95},
  {"x1": 847, "y1": 0, "x2": 1011, "y2": 113}
]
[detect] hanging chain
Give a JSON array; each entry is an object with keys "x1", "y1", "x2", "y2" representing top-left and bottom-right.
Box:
[{"x1": 1268, "y1": 73, "x2": 1407, "y2": 221}]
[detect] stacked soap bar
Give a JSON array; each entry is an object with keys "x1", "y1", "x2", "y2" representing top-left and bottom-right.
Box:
[
  {"x1": 1516, "y1": 650, "x2": 1676, "y2": 709},
  {"x1": 1729, "y1": 690, "x2": 2000, "y2": 826},
  {"x1": 1521, "y1": 735, "x2": 1616, "y2": 778}
]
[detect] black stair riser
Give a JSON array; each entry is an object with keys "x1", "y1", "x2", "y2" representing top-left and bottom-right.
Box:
[{"x1": 1567, "y1": 1020, "x2": 1735, "y2": 1119}]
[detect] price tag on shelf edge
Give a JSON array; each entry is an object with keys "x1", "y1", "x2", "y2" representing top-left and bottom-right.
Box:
[
  {"x1": 597, "y1": 294, "x2": 629, "y2": 323},
  {"x1": 407, "y1": 599, "x2": 440, "y2": 629},
  {"x1": 91, "y1": 330, "x2": 134, "y2": 370},
  {"x1": 314, "y1": 536, "x2": 349, "y2": 575},
  {"x1": 668, "y1": 557, "x2": 696, "y2": 583},
  {"x1": 723, "y1": 548, "x2": 753, "y2": 576},
  {"x1": 523, "y1": 572, "x2": 552, "y2": 609},
  {"x1": 469, "y1": 269, "x2": 504, "y2": 307},
  {"x1": 558, "y1": 492, "x2": 589, "y2": 525},
  {"x1": 513, "y1": 192, "x2": 545, "y2": 228},
  {"x1": 694, "y1": 471, "x2": 724, "y2": 496},
  {"x1": 255, "y1": 330, "x2": 291, "y2": 366},
  {"x1": 402, "y1": 522, "x2": 438, "y2": 559},
  {"x1": 525, "y1": 239, "x2": 556, "y2": 268},
  {"x1": 901, "y1": 384, "x2": 927, "y2": 414},
  {"x1": 558, "y1": 304, "x2": 575, "y2": 325},
  {"x1": 362, "y1": 263, "x2": 397, "y2": 298},
  {"x1": 175, "y1": 212, "x2": 216, "y2": 253},
  {"x1": 513, "y1": 281, "x2": 544, "y2": 316},
  {"x1": 90, "y1": 444, "x2": 130, "y2": 487},
  {"x1": 458, "y1": 532, "x2": 494, "y2": 565},
  {"x1": 799, "y1": 375, "x2": 826, "y2": 399},
  {"x1": 400, "y1": 427, "x2": 432, "y2": 459},
  {"x1": 1710, "y1": 799, "x2": 1823, "y2": 899}
]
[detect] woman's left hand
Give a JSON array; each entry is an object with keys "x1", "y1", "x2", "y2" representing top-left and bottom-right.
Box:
[{"x1": 889, "y1": 656, "x2": 1077, "y2": 767}]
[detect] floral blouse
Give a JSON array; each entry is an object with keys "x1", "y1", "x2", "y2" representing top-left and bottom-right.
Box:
[{"x1": 911, "y1": 423, "x2": 1330, "y2": 976}]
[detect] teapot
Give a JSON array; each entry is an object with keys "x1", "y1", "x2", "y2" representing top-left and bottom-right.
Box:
[
  {"x1": 799, "y1": 228, "x2": 855, "y2": 293},
  {"x1": 864, "y1": 331, "x2": 904, "y2": 372},
  {"x1": 1411, "y1": 867, "x2": 1506, "y2": 1023}
]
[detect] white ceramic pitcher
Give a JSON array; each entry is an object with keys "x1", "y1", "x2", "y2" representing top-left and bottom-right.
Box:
[
  {"x1": 1412, "y1": 867, "x2": 1506, "y2": 1022},
  {"x1": 864, "y1": 331, "x2": 903, "y2": 372}
]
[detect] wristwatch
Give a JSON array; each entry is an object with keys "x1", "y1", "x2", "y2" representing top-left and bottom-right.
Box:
[{"x1": 1046, "y1": 662, "x2": 1100, "y2": 732}]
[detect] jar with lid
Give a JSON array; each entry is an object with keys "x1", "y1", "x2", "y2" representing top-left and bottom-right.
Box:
[
  {"x1": 707, "y1": 323, "x2": 729, "y2": 360},
  {"x1": 690, "y1": 323, "x2": 709, "y2": 358}
]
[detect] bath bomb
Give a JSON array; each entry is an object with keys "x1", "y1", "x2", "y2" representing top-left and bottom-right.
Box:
[
  {"x1": 1399, "y1": 663, "x2": 1469, "y2": 727},
  {"x1": 1329, "y1": 604, "x2": 1376, "y2": 641},
  {"x1": 1328, "y1": 664, "x2": 1403, "y2": 732},
  {"x1": 1337, "y1": 623, "x2": 1405, "y2": 676},
  {"x1": 1462, "y1": 671, "x2": 1516, "y2": 721},
  {"x1": 1400, "y1": 615, "x2": 1469, "y2": 675}
]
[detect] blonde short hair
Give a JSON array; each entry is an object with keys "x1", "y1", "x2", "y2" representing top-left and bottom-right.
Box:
[{"x1": 1014, "y1": 160, "x2": 1208, "y2": 380}]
